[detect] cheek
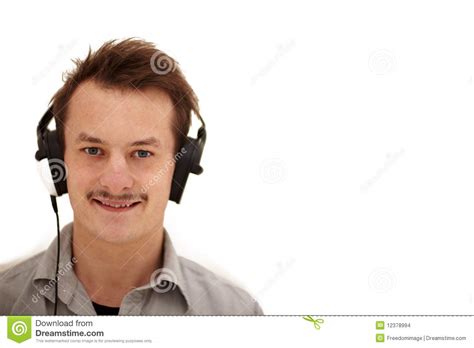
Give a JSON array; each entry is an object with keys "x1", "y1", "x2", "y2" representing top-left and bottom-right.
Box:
[
  {"x1": 66, "y1": 168, "x2": 92, "y2": 211},
  {"x1": 65, "y1": 155, "x2": 96, "y2": 200}
]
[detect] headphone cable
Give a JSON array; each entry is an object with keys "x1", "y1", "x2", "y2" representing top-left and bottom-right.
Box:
[{"x1": 50, "y1": 196, "x2": 60, "y2": 316}]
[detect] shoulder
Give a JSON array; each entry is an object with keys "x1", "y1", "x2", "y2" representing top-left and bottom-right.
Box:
[
  {"x1": 0, "y1": 253, "x2": 43, "y2": 315},
  {"x1": 178, "y1": 256, "x2": 264, "y2": 315},
  {"x1": 0, "y1": 252, "x2": 43, "y2": 279}
]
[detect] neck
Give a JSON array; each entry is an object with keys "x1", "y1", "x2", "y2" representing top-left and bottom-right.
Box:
[{"x1": 72, "y1": 222, "x2": 164, "y2": 307}]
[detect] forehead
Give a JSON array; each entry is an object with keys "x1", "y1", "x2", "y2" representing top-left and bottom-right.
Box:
[{"x1": 65, "y1": 80, "x2": 175, "y2": 145}]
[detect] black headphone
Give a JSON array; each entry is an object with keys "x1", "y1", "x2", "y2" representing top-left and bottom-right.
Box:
[{"x1": 35, "y1": 106, "x2": 206, "y2": 204}]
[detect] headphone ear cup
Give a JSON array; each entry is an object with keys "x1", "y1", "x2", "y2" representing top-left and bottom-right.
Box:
[
  {"x1": 37, "y1": 158, "x2": 60, "y2": 196},
  {"x1": 45, "y1": 130, "x2": 68, "y2": 196},
  {"x1": 169, "y1": 138, "x2": 197, "y2": 203}
]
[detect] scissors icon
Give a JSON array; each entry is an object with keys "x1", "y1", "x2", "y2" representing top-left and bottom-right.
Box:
[{"x1": 303, "y1": 315, "x2": 324, "y2": 330}]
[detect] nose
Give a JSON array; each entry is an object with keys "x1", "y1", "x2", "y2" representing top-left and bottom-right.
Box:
[{"x1": 98, "y1": 152, "x2": 134, "y2": 194}]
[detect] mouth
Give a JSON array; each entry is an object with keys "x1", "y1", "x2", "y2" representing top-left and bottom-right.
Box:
[{"x1": 92, "y1": 198, "x2": 141, "y2": 213}]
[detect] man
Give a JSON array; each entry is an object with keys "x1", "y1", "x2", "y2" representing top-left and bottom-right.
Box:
[{"x1": 0, "y1": 39, "x2": 263, "y2": 315}]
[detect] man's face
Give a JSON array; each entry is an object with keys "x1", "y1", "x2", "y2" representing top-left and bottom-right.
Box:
[{"x1": 63, "y1": 80, "x2": 177, "y2": 244}]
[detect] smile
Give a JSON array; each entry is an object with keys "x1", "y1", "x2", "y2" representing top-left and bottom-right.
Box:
[{"x1": 92, "y1": 199, "x2": 141, "y2": 212}]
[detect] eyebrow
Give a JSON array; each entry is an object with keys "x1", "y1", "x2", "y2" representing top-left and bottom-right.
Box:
[{"x1": 75, "y1": 132, "x2": 160, "y2": 148}]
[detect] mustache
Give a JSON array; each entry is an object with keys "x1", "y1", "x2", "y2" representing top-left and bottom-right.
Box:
[{"x1": 86, "y1": 190, "x2": 148, "y2": 202}]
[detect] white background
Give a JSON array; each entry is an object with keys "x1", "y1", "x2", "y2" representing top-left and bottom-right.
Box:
[{"x1": 0, "y1": 0, "x2": 473, "y2": 314}]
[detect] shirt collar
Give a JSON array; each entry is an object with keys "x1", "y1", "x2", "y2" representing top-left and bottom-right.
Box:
[
  {"x1": 135, "y1": 227, "x2": 191, "y2": 309},
  {"x1": 32, "y1": 222, "x2": 190, "y2": 311},
  {"x1": 32, "y1": 222, "x2": 78, "y2": 305}
]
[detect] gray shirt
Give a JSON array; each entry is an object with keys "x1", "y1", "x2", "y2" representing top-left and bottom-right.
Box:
[{"x1": 0, "y1": 222, "x2": 263, "y2": 315}]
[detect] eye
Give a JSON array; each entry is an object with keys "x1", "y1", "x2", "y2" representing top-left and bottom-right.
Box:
[
  {"x1": 134, "y1": 150, "x2": 153, "y2": 158},
  {"x1": 84, "y1": 147, "x2": 103, "y2": 156}
]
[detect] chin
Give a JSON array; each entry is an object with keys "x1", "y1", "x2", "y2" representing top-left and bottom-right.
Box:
[{"x1": 93, "y1": 225, "x2": 139, "y2": 244}]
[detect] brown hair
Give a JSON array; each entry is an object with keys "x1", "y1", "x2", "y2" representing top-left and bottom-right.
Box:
[{"x1": 50, "y1": 38, "x2": 201, "y2": 152}]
